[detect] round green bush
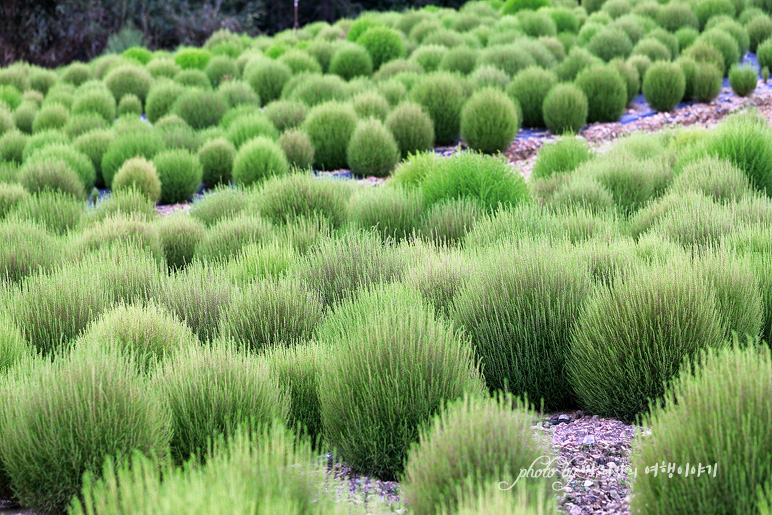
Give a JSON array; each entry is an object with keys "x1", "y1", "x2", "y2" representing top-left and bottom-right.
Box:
[
  {"x1": 153, "y1": 342, "x2": 288, "y2": 463},
  {"x1": 77, "y1": 302, "x2": 198, "y2": 373},
  {"x1": 376, "y1": 78, "x2": 409, "y2": 106},
  {"x1": 156, "y1": 213, "x2": 205, "y2": 270},
  {"x1": 171, "y1": 89, "x2": 227, "y2": 130},
  {"x1": 404, "y1": 394, "x2": 551, "y2": 515},
  {"x1": 542, "y1": 83, "x2": 588, "y2": 135},
  {"x1": 263, "y1": 100, "x2": 307, "y2": 133},
  {"x1": 610, "y1": 57, "x2": 640, "y2": 104},
  {"x1": 469, "y1": 65, "x2": 510, "y2": 91},
  {"x1": 194, "y1": 213, "x2": 273, "y2": 263},
  {"x1": 317, "y1": 284, "x2": 484, "y2": 480},
  {"x1": 146, "y1": 58, "x2": 182, "y2": 79},
  {"x1": 0, "y1": 182, "x2": 29, "y2": 219},
  {"x1": 64, "y1": 113, "x2": 108, "y2": 139},
  {"x1": 460, "y1": 87, "x2": 519, "y2": 154},
  {"x1": 0, "y1": 129, "x2": 26, "y2": 163},
  {"x1": 675, "y1": 26, "x2": 699, "y2": 52},
  {"x1": 508, "y1": 67, "x2": 557, "y2": 129},
  {"x1": 422, "y1": 151, "x2": 529, "y2": 212},
  {"x1": 684, "y1": 40, "x2": 725, "y2": 74},
  {"x1": 104, "y1": 65, "x2": 153, "y2": 105},
  {"x1": 145, "y1": 81, "x2": 185, "y2": 124},
  {"x1": 0, "y1": 345, "x2": 171, "y2": 514},
  {"x1": 112, "y1": 156, "x2": 162, "y2": 203},
  {"x1": 385, "y1": 101, "x2": 435, "y2": 159},
  {"x1": 244, "y1": 59, "x2": 292, "y2": 105},
  {"x1": 356, "y1": 27, "x2": 408, "y2": 70},
  {"x1": 631, "y1": 37, "x2": 671, "y2": 63},
  {"x1": 480, "y1": 44, "x2": 535, "y2": 78},
  {"x1": 656, "y1": 3, "x2": 699, "y2": 31},
  {"x1": 225, "y1": 113, "x2": 279, "y2": 149},
  {"x1": 232, "y1": 136, "x2": 289, "y2": 186},
  {"x1": 153, "y1": 149, "x2": 203, "y2": 204},
  {"x1": 410, "y1": 44, "x2": 448, "y2": 72},
  {"x1": 122, "y1": 46, "x2": 153, "y2": 65},
  {"x1": 699, "y1": 28, "x2": 740, "y2": 74},
  {"x1": 670, "y1": 156, "x2": 752, "y2": 203},
  {"x1": 117, "y1": 94, "x2": 143, "y2": 117},
  {"x1": 73, "y1": 129, "x2": 114, "y2": 188},
  {"x1": 693, "y1": 64, "x2": 723, "y2": 103},
  {"x1": 197, "y1": 137, "x2": 235, "y2": 187},
  {"x1": 204, "y1": 55, "x2": 238, "y2": 87},
  {"x1": 278, "y1": 129, "x2": 315, "y2": 170},
  {"x1": 0, "y1": 316, "x2": 29, "y2": 372},
  {"x1": 532, "y1": 136, "x2": 591, "y2": 179},
  {"x1": 217, "y1": 79, "x2": 259, "y2": 109},
  {"x1": 28, "y1": 68, "x2": 57, "y2": 95},
  {"x1": 347, "y1": 16, "x2": 382, "y2": 42},
  {"x1": 347, "y1": 118, "x2": 401, "y2": 177},
  {"x1": 174, "y1": 47, "x2": 212, "y2": 70},
  {"x1": 6, "y1": 191, "x2": 83, "y2": 235},
  {"x1": 287, "y1": 74, "x2": 348, "y2": 107},
  {"x1": 556, "y1": 46, "x2": 602, "y2": 82},
  {"x1": 729, "y1": 63, "x2": 758, "y2": 97},
  {"x1": 61, "y1": 62, "x2": 91, "y2": 86},
  {"x1": 12, "y1": 101, "x2": 37, "y2": 134},
  {"x1": 412, "y1": 72, "x2": 464, "y2": 145},
  {"x1": 587, "y1": 27, "x2": 634, "y2": 62},
  {"x1": 26, "y1": 143, "x2": 96, "y2": 191},
  {"x1": 567, "y1": 261, "x2": 726, "y2": 422},
  {"x1": 576, "y1": 65, "x2": 628, "y2": 123},
  {"x1": 301, "y1": 101, "x2": 357, "y2": 170},
  {"x1": 330, "y1": 43, "x2": 374, "y2": 80},
  {"x1": 31, "y1": 103, "x2": 69, "y2": 133},
  {"x1": 501, "y1": 0, "x2": 551, "y2": 14},
  {"x1": 439, "y1": 46, "x2": 478, "y2": 75},
  {"x1": 219, "y1": 276, "x2": 323, "y2": 351},
  {"x1": 630, "y1": 344, "x2": 772, "y2": 515},
  {"x1": 88, "y1": 188, "x2": 156, "y2": 225},
  {"x1": 0, "y1": 219, "x2": 62, "y2": 283},
  {"x1": 347, "y1": 186, "x2": 424, "y2": 240},
  {"x1": 253, "y1": 172, "x2": 350, "y2": 228},
  {"x1": 189, "y1": 186, "x2": 247, "y2": 227},
  {"x1": 101, "y1": 130, "x2": 165, "y2": 188},
  {"x1": 642, "y1": 62, "x2": 686, "y2": 112},
  {"x1": 18, "y1": 160, "x2": 85, "y2": 199},
  {"x1": 21, "y1": 129, "x2": 69, "y2": 161},
  {"x1": 453, "y1": 244, "x2": 591, "y2": 408},
  {"x1": 351, "y1": 92, "x2": 389, "y2": 121},
  {"x1": 518, "y1": 11, "x2": 558, "y2": 38},
  {"x1": 759, "y1": 38, "x2": 772, "y2": 73},
  {"x1": 748, "y1": 17, "x2": 772, "y2": 53}
]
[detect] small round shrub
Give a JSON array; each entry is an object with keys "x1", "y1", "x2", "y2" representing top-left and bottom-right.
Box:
[
  {"x1": 518, "y1": 11, "x2": 558, "y2": 38},
  {"x1": 748, "y1": 17, "x2": 772, "y2": 53},
  {"x1": 244, "y1": 59, "x2": 292, "y2": 104},
  {"x1": 145, "y1": 81, "x2": 185, "y2": 124},
  {"x1": 656, "y1": 3, "x2": 699, "y2": 31},
  {"x1": 532, "y1": 137, "x2": 591, "y2": 179},
  {"x1": 302, "y1": 101, "x2": 358, "y2": 170},
  {"x1": 88, "y1": 188, "x2": 155, "y2": 225},
  {"x1": 146, "y1": 58, "x2": 182, "y2": 79},
  {"x1": 347, "y1": 118, "x2": 401, "y2": 177},
  {"x1": 31, "y1": 103, "x2": 69, "y2": 133},
  {"x1": 278, "y1": 129, "x2": 315, "y2": 170},
  {"x1": 254, "y1": 172, "x2": 351, "y2": 228},
  {"x1": 287, "y1": 74, "x2": 348, "y2": 108},
  {"x1": 631, "y1": 37, "x2": 672, "y2": 63},
  {"x1": 567, "y1": 262, "x2": 726, "y2": 422},
  {"x1": 729, "y1": 63, "x2": 758, "y2": 97},
  {"x1": 351, "y1": 92, "x2": 389, "y2": 121},
  {"x1": 542, "y1": 83, "x2": 588, "y2": 135},
  {"x1": 439, "y1": 46, "x2": 478, "y2": 75},
  {"x1": 28, "y1": 68, "x2": 57, "y2": 95},
  {"x1": 112, "y1": 157, "x2": 162, "y2": 203},
  {"x1": 642, "y1": 62, "x2": 686, "y2": 112},
  {"x1": 610, "y1": 57, "x2": 640, "y2": 104},
  {"x1": 347, "y1": 186, "x2": 424, "y2": 240},
  {"x1": 217, "y1": 79, "x2": 259, "y2": 109},
  {"x1": 410, "y1": 44, "x2": 448, "y2": 72},
  {"x1": 204, "y1": 55, "x2": 238, "y2": 87},
  {"x1": 576, "y1": 65, "x2": 628, "y2": 123},
  {"x1": 117, "y1": 94, "x2": 142, "y2": 116},
  {"x1": 479, "y1": 44, "x2": 535, "y2": 78},
  {"x1": 385, "y1": 101, "x2": 435, "y2": 159},
  {"x1": 412, "y1": 72, "x2": 464, "y2": 145},
  {"x1": 154, "y1": 213, "x2": 204, "y2": 270},
  {"x1": 630, "y1": 344, "x2": 772, "y2": 515},
  {"x1": 670, "y1": 156, "x2": 752, "y2": 203},
  {"x1": 225, "y1": 113, "x2": 279, "y2": 149},
  {"x1": 330, "y1": 43, "x2": 374, "y2": 80},
  {"x1": 699, "y1": 29, "x2": 741, "y2": 74},
  {"x1": 104, "y1": 65, "x2": 153, "y2": 105},
  {"x1": 263, "y1": 100, "x2": 307, "y2": 133},
  {"x1": 174, "y1": 47, "x2": 212, "y2": 70},
  {"x1": 676, "y1": 26, "x2": 699, "y2": 52},
  {"x1": 11, "y1": 102, "x2": 35, "y2": 134},
  {"x1": 7, "y1": 191, "x2": 83, "y2": 235},
  {"x1": 153, "y1": 149, "x2": 202, "y2": 204},
  {"x1": 0, "y1": 182, "x2": 29, "y2": 218},
  {"x1": 0, "y1": 218, "x2": 63, "y2": 283},
  {"x1": 0, "y1": 316, "x2": 29, "y2": 372},
  {"x1": 25, "y1": 143, "x2": 95, "y2": 191},
  {"x1": 194, "y1": 214, "x2": 273, "y2": 263},
  {"x1": 0, "y1": 129, "x2": 26, "y2": 163},
  {"x1": 18, "y1": 160, "x2": 85, "y2": 199},
  {"x1": 189, "y1": 187, "x2": 248, "y2": 227},
  {"x1": 404, "y1": 394, "x2": 551, "y2": 515},
  {"x1": 468, "y1": 65, "x2": 509, "y2": 93},
  {"x1": 0, "y1": 346, "x2": 171, "y2": 514},
  {"x1": 377, "y1": 78, "x2": 408, "y2": 106},
  {"x1": 317, "y1": 284, "x2": 484, "y2": 480},
  {"x1": 509, "y1": 69, "x2": 559, "y2": 132},
  {"x1": 74, "y1": 129, "x2": 114, "y2": 188},
  {"x1": 693, "y1": 64, "x2": 723, "y2": 103},
  {"x1": 101, "y1": 130, "x2": 164, "y2": 188},
  {"x1": 460, "y1": 87, "x2": 519, "y2": 154},
  {"x1": 197, "y1": 137, "x2": 235, "y2": 187},
  {"x1": 21, "y1": 129, "x2": 69, "y2": 160},
  {"x1": 684, "y1": 40, "x2": 725, "y2": 75},
  {"x1": 232, "y1": 136, "x2": 289, "y2": 186},
  {"x1": 154, "y1": 342, "x2": 288, "y2": 463},
  {"x1": 556, "y1": 47, "x2": 602, "y2": 82},
  {"x1": 356, "y1": 27, "x2": 408, "y2": 69},
  {"x1": 347, "y1": 16, "x2": 382, "y2": 42},
  {"x1": 64, "y1": 113, "x2": 108, "y2": 139},
  {"x1": 172, "y1": 89, "x2": 227, "y2": 130},
  {"x1": 422, "y1": 152, "x2": 529, "y2": 212},
  {"x1": 587, "y1": 27, "x2": 634, "y2": 62}
]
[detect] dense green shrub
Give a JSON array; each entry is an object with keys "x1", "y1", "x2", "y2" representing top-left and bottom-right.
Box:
[
  {"x1": 87, "y1": 188, "x2": 155, "y2": 225},
  {"x1": 117, "y1": 94, "x2": 143, "y2": 116},
  {"x1": 122, "y1": 47, "x2": 153, "y2": 65},
  {"x1": 232, "y1": 136, "x2": 290, "y2": 186},
  {"x1": 556, "y1": 47, "x2": 602, "y2": 82},
  {"x1": 423, "y1": 152, "x2": 529, "y2": 212},
  {"x1": 610, "y1": 58, "x2": 640, "y2": 104},
  {"x1": 692, "y1": 64, "x2": 723, "y2": 103},
  {"x1": 453, "y1": 244, "x2": 590, "y2": 408},
  {"x1": 670, "y1": 156, "x2": 752, "y2": 203},
  {"x1": 576, "y1": 65, "x2": 628, "y2": 123},
  {"x1": 225, "y1": 112, "x2": 279, "y2": 149},
  {"x1": 631, "y1": 344, "x2": 772, "y2": 514},
  {"x1": 263, "y1": 100, "x2": 307, "y2": 133},
  {"x1": 0, "y1": 182, "x2": 29, "y2": 219},
  {"x1": 111, "y1": 157, "x2": 161, "y2": 205},
  {"x1": 26, "y1": 143, "x2": 96, "y2": 191},
  {"x1": 0, "y1": 316, "x2": 29, "y2": 373},
  {"x1": 460, "y1": 87, "x2": 519, "y2": 153},
  {"x1": 254, "y1": 173, "x2": 350, "y2": 228},
  {"x1": 278, "y1": 129, "x2": 315, "y2": 170},
  {"x1": 28, "y1": 69, "x2": 57, "y2": 95},
  {"x1": 172, "y1": 89, "x2": 227, "y2": 130},
  {"x1": 347, "y1": 118, "x2": 401, "y2": 177},
  {"x1": 351, "y1": 92, "x2": 389, "y2": 121},
  {"x1": 145, "y1": 81, "x2": 185, "y2": 124},
  {"x1": 156, "y1": 214, "x2": 205, "y2": 270},
  {"x1": 404, "y1": 394, "x2": 551, "y2": 515},
  {"x1": 699, "y1": 29, "x2": 741, "y2": 74},
  {"x1": 196, "y1": 138, "x2": 234, "y2": 187},
  {"x1": 317, "y1": 284, "x2": 484, "y2": 480},
  {"x1": 18, "y1": 160, "x2": 85, "y2": 199},
  {"x1": 101, "y1": 130, "x2": 164, "y2": 188},
  {"x1": 330, "y1": 43, "x2": 374, "y2": 80},
  {"x1": 501, "y1": 0, "x2": 551, "y2": 15},
  {"x1": 586, "y1": 154, "x2": 671, "y2": 214},
  {"x1": 542, "y1": 83, "x2": 588, "y2": 135},
  {"x1": 0, "y1": 219, "x2": 62, "y2": 284},
  {"x1": 643, "y1": 62, "x2": 686, "y2": 112},
  {"x1": 244, "y1": 59, "x2": 292, "y2": 105},
  {"x1": 385, "y1": 101, "x2": 435, "y2": 158},
  {"x1": 532, "y1": 137, "x2": 591, "y2": 179},
  {"x1": 153, "y1": 149, "x2": 203, "y2": 204},
  {"x1": 174, "y1": 48, "x2": 212, "y2": 70},
  {"x1": 154, "y1": 342, "x2": 288, "y2": 463},
  {"x1": 748, "y1": 17, "x2": 772, "y2": 53},
  {"x1": 64, "y1": 113, "x2": 109, "y2": 139},
  {"x1": 479, "y1": 44, "x2": 534, "y2": 78},
  {"x1": 587, "y1": 27, "x2": 634, "y2": 62},
  {"x1": 411, "y1": 72, "x2": 464, "y2": 145},
  {"x1": 439, "y1": 46, "x2": 478, "y2": 75},
  {"x1": 0, "y1": 345, "x2": 171, "y2": 515},
  {"x1": 21, "y1": 129, "x2": 69, "y2": 161},
  {"x1": 31, "y1": 103, "x2": 69, "y2": 133},
  {"x1": 470, "y1": 65, "x2": 510, "y2": 91},
  {"x1": 12, "y1": 102, "x2": 37, "y2": 134},
  {"x1": 729, "y1": 63, "x2": 758, "y2": 97},
  {"x1": 104, "y1": 65, "x2": 153, "y2": 105},
  {"x1": 7, "y1": 191, "x2": 83, "y2": 235},
  {"x1": 73, "y1": 129, "x2": 113, "y2": 188},
  {"x1": 188, "y1": 187, "x2": 246, "y2": 227},
  {"x1": 656, "y1": 3, "x2": 699, "y2": 31},
  {"x1": 217, "y1": 80, "x2": 259, "y2": 109},
  {"x1": 194, "y1": 214, "x2": 273, "y2": 263},
  {"x1": 508, "y1": 67, "x2": 557, "y2": 128},
  {"x1": 348, "y1": 186, "x2": 423, "y2": 240},
  {"x1": 357, "y1": 27, "x2": 408, "y2": 69},
  {"x1": 567, "y1": 261, "x2": 725, "y2": 422},
  {"x1": 0, "y1": 130, "x2": 26, "y2": 163},
  {"x1": 287, "y1": 74, "x2": 348, "y2": 107},
  {"x1": 146, "y1": 58, "x2": 182, "y2": 79},
  {"x1": 204, "y1": 56, "x2": 238, "y2": 87},
  {"x1": 302, "y1": 101, "x2": 357, "y2": 170}
]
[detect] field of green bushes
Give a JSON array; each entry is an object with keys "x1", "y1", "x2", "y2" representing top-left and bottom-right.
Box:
[{"x1": 3, "y1": 0, "x2": 772, "y2": 513}]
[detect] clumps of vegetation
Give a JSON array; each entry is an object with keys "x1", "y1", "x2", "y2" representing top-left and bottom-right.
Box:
[
  {"x1": 643, "y1": 61, "x2": 686, "y2": 112},
  {"x1": 112, "y1": 157, "x2": 161, "y2": 203},
  {"x1": 302, "y1": 101, "x2": 357, "y2": 170},
  {"x1": 412, "y1": 72, "x2": 464, "y2": 145},
  {"x1": 532, "y1": 137, "x2": 591, "y2": 179},
  {"x1": 232, "y1": 136, "x2": 289, "y2": 186},
  {"x1": 153, "y1": 149, "x2": 203, "y2": 204},
  {"x1": 729, "y1": 63, "x2": 759, "y2": 97},
  {"x1": 460, "y1": 88, "x2": 519, "y2": 154},
  {"x1": 347, "y1": 118, "x2": 401, "y2": 177},
  {"x1": 386, "y1": 101, "x2": 435, "y2": 159},
  {"x1": 542, "y1": 84, "x2": 588, "y2": 135},
  {"x1": 575, "y1": 65, "x2": 628, "y2": 123}
]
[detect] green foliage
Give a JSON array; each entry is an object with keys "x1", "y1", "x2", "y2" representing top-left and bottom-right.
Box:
[
  {"x1": 232, "y1": 136, "x2": 289, "y2": 186},
  {"x1": 87, "y1": 188, "x2": 155, "y2": 225},
  {"x1": 104, "y1": 65, "x2": 153, "y2": 105},
  {"x1": 670, "y1": 156, "x2": 752, "y2": 203},
  {"x1": 357, "y1": 27, "x2": 408, "y2": 70},
  {"x1": 217, "y1": 79, "x2": 259, "y2": 109},
  {"x1": 278, "y1": 129, "x2": 315, "y2": 170},
  {"x1": 0, "y1": 345, "x2": 171, "y2": 515},
  {"x1": 254, "y1": 173, "x2": 350, "y2": 228},
  {"x1": 244, "y1": 59, "x2": 292, "y2": 104},
  {"x1": 156, "y1": 213, "x2": 205, "y2": 270},
  {"x1": 412, "y1": 72, "x2": 464, "y2": 145},
  {"x1": 117, "y1": 94, "x2": 143, "y2": 116},
  {"x1": 111, "y1": 157, "x2": 161, "y2": 203},
  {"x1": 729, "y1": 63, "x2": 758, "y2": 97},
  {"x1": 0, "y1": 182, "x2": 29, "y2": 219},
  {"x1": 542, "y1": 83, "x2": 588, "y2": 135},
  {"x1": 631, "y1": 344, "x2": 772, "y2": 515},
  {"x1": 204, "y1": 56, "x2": 238, "y2": 87},
  {"x1": 172, "y1": 89, "x2": 227, "y2": 130},
  {"x1": 587, "y1": 27, "x2": 633, "y2": 62},
  {"x1": 64, "y1": 113, "x2": 109, "y2": 139},
  {"x1": 7, "y1": 190, "x2": 83, "y2": 235},
  {"x1": 567, "y1": 261, "x2": 726, "y2": 422},
  {"x1": 460, "y1": 87, "x2": 519, "y2": 154},
  {"x1": 197, "y1": 137, "x2": 235, "y2": 187},
  {"x1": 26, "y1": 143, "x2": 96, "y2": 191},
  {"x1": 145, "y1": 81, "x2": 185, "y2": 124},
  {"x1": 693, "y1": 64, "x2": 723, "y2": 103},
  {"x1": 656, "y1": 3, "x2": 699, "y2": 31},
  {"x1": 31, "y1": 103, "x2": 69, "y2": 133},
  {"x1": 585, "y1": 154, "x2": 671, "y2": 214},
  {"x1": 73, "y1": 129, "x2": 114, "y2": 188},
  {"x1": 0, "y1": 219, "x2": 63, "y2": 284},
  {"x1": 101, "y1": 130, "x2": 164, "y2": 188},
  {"x1": 195, "y1": 214, "x2": 273, "y2": 263},
  {"x1": 576, "y1": 65, "x2": 628, "y2": 123},
  {"x1": 0, "y1": 130, "x2": 27, "y2": 163},
  {"x1": 154, "y1": 342, "x2": 288, "y2": 463},
  {"x1": 263, "y1": 100, "x2": 307, "y2": 133},
  {"x1": 385, "y1": 101, "x2": 435, "y2": 159},
  {"x1": 347, "y1": 118, "x2": 401, "y2": 177},
  {"x1": 174, "y1": 47, "x2": 212, "y2": 70},
  {"x1": 699, "y1": 28, "x2": 741, "y2": 74},
  {"x1": 642, "y1": 62, "x2": 686, "y2": 112},
  {"x1": 302, "y1": 101, "x2": 358, "y2": 170},
  {"x1": 189, "y1": 187, "x2": 247, "y2": 227},
  {"x1": 351, "y1": 91, "x2": 390, "y2": 121},
  {"x1": 330, "y1": 43, "x2": 374, "y2": 80},
  {"x1": 225, "y1": 112, "x2": 279, "y2": 149},
  {"x1": 747, "y1": 16, "x2": 772, "y2": 53},
  {"x1": 532, "y1": 136, "x2": 591, "y2": 179},
  {"x1": 508, "y1": 66, "x2": 557, "y2": 128},
  {"x1": 146, "y1": 58, "x2": 182, "y2": 79},
  {"x1": 317, "y1": 284, "x2": 484, "y2": 480},
  {"x1": 348, "y1": 186, "x2": 424, "y2": 240},
  {"x1": 153, "y1": 149, "x2": 202, "y2": 204},
  {"x1": 18, "y1": 159, "x2": 85, "y2": 199}
]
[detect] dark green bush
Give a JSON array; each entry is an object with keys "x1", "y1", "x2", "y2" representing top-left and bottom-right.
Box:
[
  {"x1": 556, "y1": 47, "x2": 602, "y2": 82},
  {"x1": 576, "y1": 65, "x2": 628, "y2": 123},
  {"x1": 542, "y1": 83, "x2": 588, "y2": 135},
  {"x1": 508, "y1": 66, "x2": 557, "y2": 128},
  {"x1": 670, "y1": 156, "x2": 752, "y2": 203},
  {"x1": 729, "y1": 63, "x2": 758, "y2": 97},
  {"x1": 172, "y1": 89, "x2": 227, "y2": 130},
  {"x1": 145, "y1": 81, "x2": 185, "y2": 124},
  {"x1": 698, "y1": 28, "x2": 740, "y2": 74},
  {"x1": 0, "y1": 219, "x2": 62, "y2": 284},
  {"x1": 460, "y1": 87, "x2": 519, "y2": 154},
  {"x1": 217, "y1": 80, "x2": 259, "y2": 109},
  {"x1": 18, "y1": 159, "x2": 85, "y2": 199},
  {"x1": 263, "y1": 100, "x2": 307, "y2": 133},
  {"x1": 12, "y1": 102, "x2": 37, "y2": 134},
  {"x1": 357, "y1": 27, "x2": 408, "y2": 70},
  {"x1": 225, "y1": 112, "x2": 279, "y2": 149},
  {"x1": 26, "y1": 143, "x2": 96, "y2": 191},
  {"x1": 87, "y1": 188, "x2": 155, "y2": 225},
  {"x1": 480, "y1": 44, "x2": 535, "y2": 78},
  {"x1": 244, "y1": 59, "x2": 292, "y2": 105},
  {"x1": 411, "y1": 72, "x2": 464, "y2": 145},
  {"x1": 0, "y1": 130, "x2": 27, "y2": 163},
  {"x1": 747, "y1": 16, "x2": 772, "y2": 53},
  {"x1": 330, "y1": 43, "x2": 374, "y2": 80},
  {"x1": 351, "y1": 92, "x2": 389, "y2": 121},
  {"x1": 204, "y1": 56, "x2": 238, "y2": 87},
  {"x1": 31, "y1": 103, "x2": 69, "y2": 133},
  {"x1": 7, "y1": 191, "x2": 83, "y2": 235},
  {"x1": 117, "y1": 94, "x2": 143, "y2": 117},
  {"x1": 643, "y1": 62, "x2": 686, "y2": 112},
  {"x1": 693, "y1": 63, "x2": 723, "y2": 103},
  {"x1": 112, "y1": 157, "x2": 161, "y2": 203},
  {"x1": 0, "y1": 182, "x2": 29, "y2": 219},
  {"x1": 317, "y1": 284, "x2": 484, "y2": 480},
  {"x1": 656, "y1": 3, "x2": 699, "y2": 31},
  {"x1": 232, "y1": 136, "x2": 290, "y2": 186},
  {"x1": 104, "y1": 65, "x2": 153, "y2": 105},
  {"x1": 197, "y1": 137, "x2": 235, "y2": 187},
  {"x1": 587, "y1": 27, "x2": 634, "y2": 62},
  {"x1": 532, "y1": 137, "x2": 591, "y2": 179},
  {"x1": 386, "y1": 101, "x2": 435, "y2": 159},
  {"x1": 156, "y1": 213, "x2": 205, "y2": 270},
  {"x1": 101, "y1": 130, "x2": 165, "y2": 188},
  {"x1": 278, "y1": 129, "x2": 315, "y2": 170},
  {"x1": 153, "y1": 149, "x2": 202, "y2": 204},
  {"x1": 347, "y1": 118, "x2": 401, "y2": 177},
  {"x1": 301, "y1": 101, "x2": 358, "y2": 170}
]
